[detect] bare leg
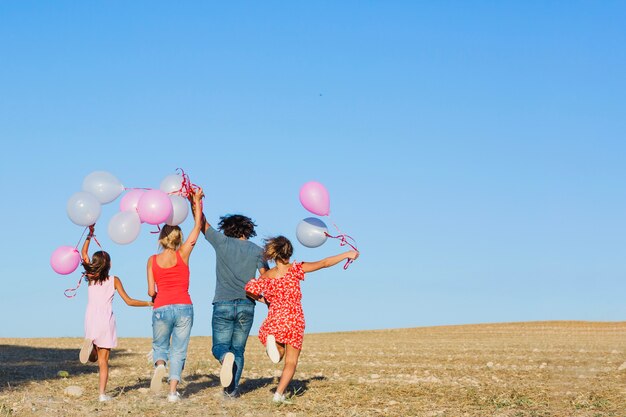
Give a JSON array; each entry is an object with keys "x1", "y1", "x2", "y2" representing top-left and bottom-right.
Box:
[
  {"x1": 169, "y1": 378, "x2": 179, "y2": 393},
  {"x1": 96, "y1": 347, "x2": 110, "y2": 394},
  {"x1": 277, "y1": 342, "x2": 286, "y2": 361},
  {"x1": 275, "y1": 344, "x2": 300, "y2": 395}
]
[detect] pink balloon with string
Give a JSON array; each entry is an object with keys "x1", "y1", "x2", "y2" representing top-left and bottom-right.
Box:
[
  {"x1": 50, "y1": 246, "x2": 81, "y2": 275},
  {"x1": 299, "y1": 181, "x2": 330, "y2": 216},
  {"x1": 137, "y1": 190, "x2": 173, "y2": 225}
]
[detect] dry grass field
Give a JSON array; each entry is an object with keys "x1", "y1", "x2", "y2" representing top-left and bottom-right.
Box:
[{"x1": 1, "y1": 321, "x2": 625, "y2": 417}]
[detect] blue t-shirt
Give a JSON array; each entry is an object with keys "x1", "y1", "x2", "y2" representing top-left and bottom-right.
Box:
[{"x1": 204, "y1": 225, "x2": 268, "y2": 303}]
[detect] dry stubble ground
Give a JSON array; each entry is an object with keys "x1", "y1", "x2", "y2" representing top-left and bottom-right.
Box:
[{"x1": 1, "y1": 321, "x2": 625, "y2": 417}]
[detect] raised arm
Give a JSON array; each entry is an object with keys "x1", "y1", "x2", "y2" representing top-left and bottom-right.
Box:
[
  {"x1": 114, "y1": 277, "x2": 152, "y2": 307},
  {"x1": 189, "y1": 189, "x2": 211, "y2": 234},
  {"x1": 80, "y1": 224, "x2": 95, "y2": 264},
  {"x1": 180, "y1": 188, "x2": 205, "y2": 262},
  {"x1": 301, "y1": 250, "x2": 359, "y2": 273}
]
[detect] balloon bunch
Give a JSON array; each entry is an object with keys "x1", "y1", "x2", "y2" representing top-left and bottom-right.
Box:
[
  {"x1": 50, "y1": 169, "x2": 198, "y2": 277},
  {"x1": 296, "y1": 181, "x2": 358, "y2": 269}
]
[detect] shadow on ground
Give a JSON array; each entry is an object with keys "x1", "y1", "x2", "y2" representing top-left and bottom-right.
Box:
[
  {"x1": 239, "y1": 375, "x2": 326, "y2": 397},
  {"x1": 0, "y1": 345, "x2": 131, "y2": 390}
]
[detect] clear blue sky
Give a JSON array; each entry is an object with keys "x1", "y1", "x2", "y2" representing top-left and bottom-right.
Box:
[{"x1": 1, "y1": 2, "x2": 625, "y2": 338}]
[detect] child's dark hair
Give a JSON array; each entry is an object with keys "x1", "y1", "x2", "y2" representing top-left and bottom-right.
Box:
[
  {"x1": 263, "y1": 236, "x2": 293, "y2": 264},
  {"x1": 83, "y1": 251, "x2": 111, "y2": 285},
  {"x1": 218, "y1": 214, "x2": 257, "y2": 239}
]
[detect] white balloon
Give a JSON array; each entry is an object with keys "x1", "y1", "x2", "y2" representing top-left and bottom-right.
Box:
[
  {"x1": 67, "y1": 191, "x2": 102, "y2": 226},
  {"x1": 166, "y1": 195, "x2": 189, "y2": 226},
  {"x1": 160, "y1": 174, "x2": 184, "y2": 195},
  {"x1": 82, "y1": 171, "x2": 124, "y2": 204},
  {"x1": 296, "y1": 217, "x2": 328, "y2": 248},
  {"x1": 108, "y1": 211, "x2": 141, "y2": 245}
]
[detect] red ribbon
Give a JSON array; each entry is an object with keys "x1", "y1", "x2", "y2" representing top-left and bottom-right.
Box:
[
  {"x1": 172, "y1": 168, "x2": 200, "y2": 198},
  {"x1": 324, "y1": 231, "x2": 359, "y2": 270}
]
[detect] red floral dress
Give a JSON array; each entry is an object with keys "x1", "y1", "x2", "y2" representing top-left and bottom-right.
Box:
[{"x1": 245, "y1": 262, "x2": 306, "y2": 350}]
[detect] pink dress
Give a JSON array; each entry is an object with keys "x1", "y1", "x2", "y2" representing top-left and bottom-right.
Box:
[
  {"x1": 245, "y1": 263, "x2": 306, "y2": 350},
  {"x1": 84, "y1": 276, "x2": 117, "y2": 348}
]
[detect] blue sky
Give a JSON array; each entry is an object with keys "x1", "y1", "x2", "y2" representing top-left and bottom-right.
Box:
[{"x1": 1, "y1": 1, "x2": 625, "y2": 338}]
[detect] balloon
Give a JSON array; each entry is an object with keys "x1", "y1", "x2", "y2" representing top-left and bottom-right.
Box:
[
  {"x1": 166, "y1": 195, "x2": 189, "y2": 226},
  {"x1": 119, "y1": 189, "x2": 145, "y2": 213},
  {"x1": 50, "y1": 246, "x2": 81, "y2": 275},
  {"x1": 67, "y1": 191, "x2": 102, "y2": 226},
  {"x1": 82, "y1": 171, "x2": 124, "y2": 204},
  {"x1": 296, "y1": 217, "x2": 328, "y2": 248},
  {"x1": 137, "y1": 189, "x2": 173, "y2": 225},
  {"x1": 160, "y1": 174, "x2": 184, "y2": 195},
  {"x1": 108, "y1": 210, "x2": 142, "y2": 244},
  {"x1": 299, "y1": 181, "x2": 330, "y2": 216}
]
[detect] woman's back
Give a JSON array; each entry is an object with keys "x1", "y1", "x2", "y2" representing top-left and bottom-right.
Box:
[{"x1": 152, "y1": 250, "x2": 192, "y2": 308}]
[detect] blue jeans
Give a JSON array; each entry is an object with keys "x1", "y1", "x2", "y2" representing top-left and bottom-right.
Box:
[
  {"x1": 212, "y1": 299, "x2": 255, "y2": 390},
  {"x1": 152, "y1": 304, "x2": 194, "y2": 383}
]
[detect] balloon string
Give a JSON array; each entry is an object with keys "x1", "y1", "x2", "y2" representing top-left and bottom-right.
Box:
[
  {"x1": 150, "y1": 224, "x2": 162, "y2": 234},
  {"x1": 124, "y1": 187, "x2": 152, "y2": 191},
  {"x1": 324, "y1": 232, "x2": 358, "y2": 270},
  {"x1": 75, "y1": 227, "x2": 104, "y2": 250},
  {"x1": 172, "y1": 168, "x2": 200, "y2": 198},
  {"x1": 64, "y1": 273, "x2": 85, "y2": 298},
  {"x1": 74, "y1": 228, "x2": 88, "y2": 249}
]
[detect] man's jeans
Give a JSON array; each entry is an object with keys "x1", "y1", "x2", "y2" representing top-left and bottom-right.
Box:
[
  {"x1": 212, "y1": 299, "x2": 255, "y2": 390},
  {"x1": 152, "y1": 304, "x2": 194, "y2": 382}
]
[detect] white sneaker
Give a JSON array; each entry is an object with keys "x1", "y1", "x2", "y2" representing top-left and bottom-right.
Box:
[
  {"x1": 167, "y1": 391, "x2": 181, "y2": 403},
  {"x1": 98, "y1": 394, "x2": 112, "y2": 402},
  {"x1": 266, "y1": 335, "x2": 280, "y2": 364},
  {"x1": 220, "y1": 352, "x2": 235, "y2": 387},
  {"x1": 79, "y1": 338, "x2": 94, "y2": 364},
  {"x1": 272, "y1": 392, "x2": 292, "y2": 404},
  {"x1": 150, "y1": 364, "x2": 167, "y2": 392}
]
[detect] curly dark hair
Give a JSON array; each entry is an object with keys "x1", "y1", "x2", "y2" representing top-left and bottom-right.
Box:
[
  {"x1": 83, "y1": 251, "x2": 111, "y2": 285},
  {"x1": 218, "y1": 214, "x2": 257, "y2": 239}
]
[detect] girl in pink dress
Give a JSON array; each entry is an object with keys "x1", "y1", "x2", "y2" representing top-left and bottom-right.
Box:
[
  {"x1": 80, "y1": 225, "x2": 152, "y2": 402},
  {"x1": 245, "y1": 236, "x2": 358, "y2": 403}
]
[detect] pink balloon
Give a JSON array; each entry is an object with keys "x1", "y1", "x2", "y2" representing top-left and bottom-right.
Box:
[
  {"x1": 137, "y1": 189, "x2": 173, "y2": 225},
  {"x1": 50, "y1": 246, "x2": 81, "y2": 275},
  {"x1": 119, "y1": 189, "x2": 145, "y2": 213},
  {"x1": 299, "y1": 181, "x2": 330, "y2": 216}
]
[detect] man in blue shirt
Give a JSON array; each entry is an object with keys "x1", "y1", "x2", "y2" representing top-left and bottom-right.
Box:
[{"x1": 201, "y1": 213, "x2": 268, "y2": 397}]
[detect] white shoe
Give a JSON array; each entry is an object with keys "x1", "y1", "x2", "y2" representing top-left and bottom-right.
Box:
[
  {"x1": 167, "y1": 391, "x2": 181, "y2": 403},
  {"x1": 79, "y1": 338, "x2": 94, "y2": 364},
  {"x1": 272, "y1": 392, "x2": 291, "y2": 404},
  {"x1": 220, "y1": 352, "x2": 235, "y2": 387},
  {"x1": 98, "y1": 394, "x2": 112, "y2": 402},
  {"x1": 266, "y1": 335, "x2": 280, "y2": 364},
  {"x1": 150, "y1": 364, "x2": 167, "y2": 392}
]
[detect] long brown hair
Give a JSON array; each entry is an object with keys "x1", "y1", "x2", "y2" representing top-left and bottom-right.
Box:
[{"x1": 83, "y1": 251, "x2": 111, "y2": 284}]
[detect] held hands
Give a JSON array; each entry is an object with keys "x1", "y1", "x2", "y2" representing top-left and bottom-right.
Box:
[
  {"x1": 193, "y1": 187, "x2": 204, "y2": 204},
  {"x1": 189, "y1": 187, "x2": 204, "y2": 212}
]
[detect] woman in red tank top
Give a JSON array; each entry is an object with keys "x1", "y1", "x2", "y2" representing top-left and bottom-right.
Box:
[{"x1": 147, "y1": 188, "x2": 203, "y2": 403}]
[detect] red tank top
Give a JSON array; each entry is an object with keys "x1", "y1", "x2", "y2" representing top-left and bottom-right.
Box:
[{"x1": 152, "y1": 251, "x2": 192, "y2": 309}]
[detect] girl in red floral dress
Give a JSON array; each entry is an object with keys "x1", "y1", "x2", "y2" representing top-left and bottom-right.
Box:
[{"x1": 245, "y1": 235, "x2": 358, "y2": 403}]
